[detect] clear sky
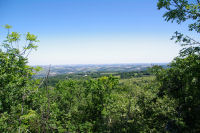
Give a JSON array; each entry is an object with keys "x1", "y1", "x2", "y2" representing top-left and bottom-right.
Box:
[{"x1": 0, "y1": 0, "x2": 192, "y2": 65}]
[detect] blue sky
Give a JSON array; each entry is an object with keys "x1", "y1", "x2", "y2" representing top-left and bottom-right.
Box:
[{"x1": 0, "y1": 0, "x2": 191, "y2": 65}]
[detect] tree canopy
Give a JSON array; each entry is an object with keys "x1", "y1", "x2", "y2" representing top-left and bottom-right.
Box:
[{"x1": 156, "y1": 0, "x2": 200, "y2": 132}]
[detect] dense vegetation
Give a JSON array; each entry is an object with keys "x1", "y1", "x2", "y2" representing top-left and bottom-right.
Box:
[
  {"x1": 0, "y1": 0, "x2": 200, "y2": 132},
  {"x1": 45, "y1": 70, "x2": 151, "y2": 87}
]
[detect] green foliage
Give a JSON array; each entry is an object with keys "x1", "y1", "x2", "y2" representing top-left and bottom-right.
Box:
[
  {"x1": 157, "y1": 0, "x2": 200, "y2": 132},
  {"x1": 3, "y1": 24, "x2": 12, "y2": 30},
  {"x1": 158, "y1": 0, "x2": 200, "y2": 59},
  {"x1": 53, "y1": 76, "x2": 119, "y2": 132},
  {"x1": 0, "y1": 25, "x2": 39, "y2": 132},
  {"x1": 154, "y1": 54, "x2": 200, "y2": 132},
  {"x1": 157, "y1": 0, "x2": 200, "y2": 33}
]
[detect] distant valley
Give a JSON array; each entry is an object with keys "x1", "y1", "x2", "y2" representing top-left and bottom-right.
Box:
[{"x1": 34, "y1": 63, "x2": 168, "y2": 77}]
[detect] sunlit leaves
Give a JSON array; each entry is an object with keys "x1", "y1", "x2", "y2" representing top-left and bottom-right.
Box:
[
  {"x1": 3, "y1": 24, "x2": 12, "y2": 29},
  {"x1": 1, "y1": 25, "x2": 39, "y2": 57},
  {"x1": 25, "y1": 32, "x2": 39, "y2": 51},
  {"x1": 7, "y1": 32, "x2": 21, "y2": 43},
  {"x1": 26, "y1": 32, "x2": 38, "y2": 42}
]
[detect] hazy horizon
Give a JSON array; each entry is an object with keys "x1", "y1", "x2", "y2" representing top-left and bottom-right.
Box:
[{"x1": 31, "y1": 62, "x2": 169, "y2": 66}]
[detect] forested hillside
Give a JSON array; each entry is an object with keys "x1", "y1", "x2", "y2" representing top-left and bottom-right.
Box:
[
  {"x1": 34, "y1": 63, "x2": 166, "y2": 78},
  {"x1": 0, "y1": 0, "x2": 200, "y2": 132}
]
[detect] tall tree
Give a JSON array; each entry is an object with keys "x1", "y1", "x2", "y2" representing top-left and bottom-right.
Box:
[
  {"x1": 157, "y1": 0, "x2": 200, "y2": 132},
  {"x1": 0, "y1": 25, "x2": 39, "y2": 132}
]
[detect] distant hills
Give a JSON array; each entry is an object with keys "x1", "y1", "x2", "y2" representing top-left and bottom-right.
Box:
[{"x1": 34, "y1": 63, "x2": 168, "y2": 77}]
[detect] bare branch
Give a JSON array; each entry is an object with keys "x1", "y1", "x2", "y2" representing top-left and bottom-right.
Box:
[
  {"x1": 25, "y1": 48, "x2": 32, "y2": 58},
  {"x1": 186, "y1": 35, "x2": 200, "y2": 45},
  {"x1": 45, "y1": 65, "x2": 52, "y2": 132},
  {"x1": 37, "y1": 65, "x2": 51, "y2": 90},
  {"x1": 37, "y1": 76, "x2": 46, "y2": 91}
]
